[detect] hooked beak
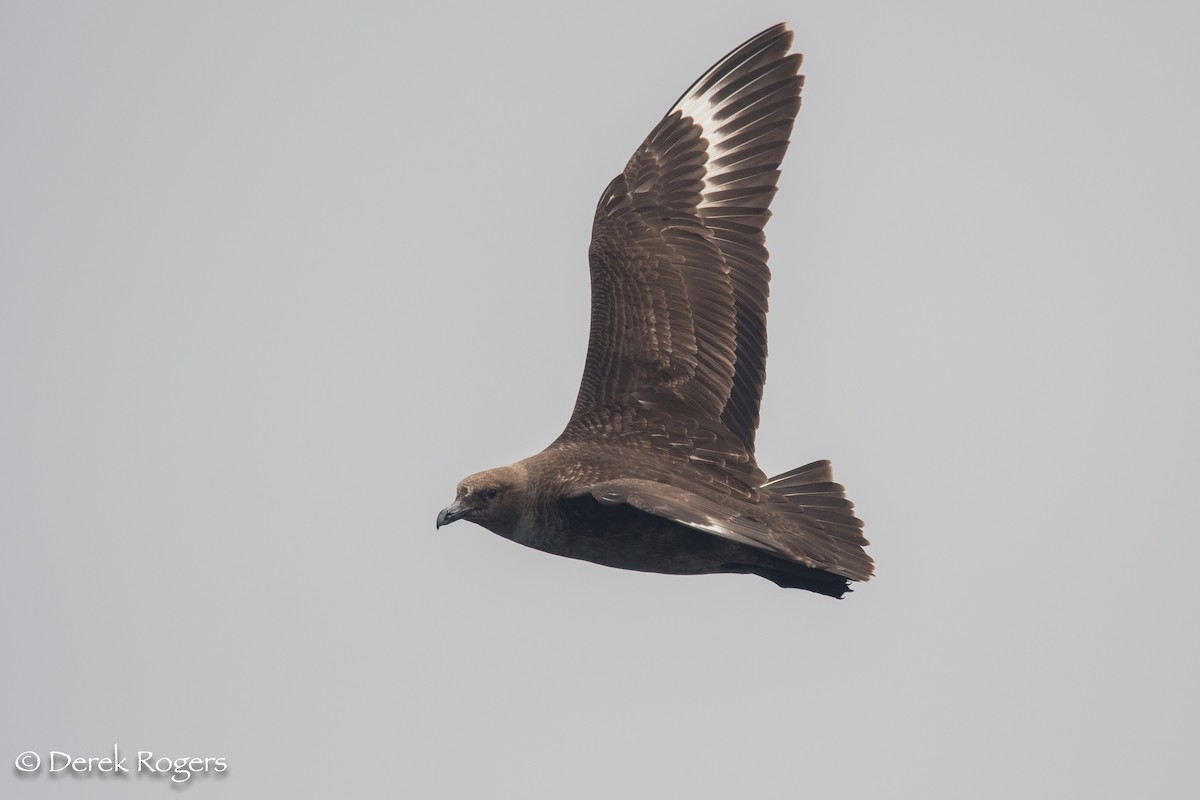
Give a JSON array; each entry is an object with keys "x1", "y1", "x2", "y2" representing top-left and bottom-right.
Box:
[{"x1": 436, "y1": 498, "x2": 472, "y2": 529}]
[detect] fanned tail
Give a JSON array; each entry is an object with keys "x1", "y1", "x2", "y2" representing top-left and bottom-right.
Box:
[{"x1": 762, "y1": 460, "x2": 873, "y2": 581}]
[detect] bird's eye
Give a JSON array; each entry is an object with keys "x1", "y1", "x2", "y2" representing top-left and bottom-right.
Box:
[{"x1": 484, "y1": 488, "x2": 500, "y2": 501}]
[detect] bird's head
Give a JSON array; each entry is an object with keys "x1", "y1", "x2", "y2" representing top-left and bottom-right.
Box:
[{"x1": 436, "y1": 464, "x2": 528, "y2": 535}]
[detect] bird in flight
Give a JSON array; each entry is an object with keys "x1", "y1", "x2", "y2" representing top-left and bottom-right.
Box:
[{"x1": 437, "y1": 24, "x2": 872, "y2": 597}]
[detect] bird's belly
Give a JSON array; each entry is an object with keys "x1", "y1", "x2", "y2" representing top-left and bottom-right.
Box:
[{"x1": 505, "y1": 503, "x2": 743, "y2": 576}]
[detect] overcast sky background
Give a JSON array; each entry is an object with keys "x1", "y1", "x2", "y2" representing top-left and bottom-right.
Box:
[{"x1": 4, "y1": 1, "x2": 1198, "y2": 797}]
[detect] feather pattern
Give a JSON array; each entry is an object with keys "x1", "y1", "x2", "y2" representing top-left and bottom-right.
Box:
[{"x1": 564, "y1": 24, "x2": 802, "y2": 455}]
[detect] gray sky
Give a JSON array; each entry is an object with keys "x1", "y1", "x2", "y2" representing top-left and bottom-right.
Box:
[{"x1": 3, "y1": 1, "x2": 1198, "y2": 797}]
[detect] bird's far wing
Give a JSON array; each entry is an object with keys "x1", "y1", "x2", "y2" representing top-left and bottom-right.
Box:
[
  {"x1": 565, "y1": 24, "x2": 803, "y2": 454},
  {"x1": 571, "y1": 476, "x2": 869, "y2": 579},
  {"x1": 673, "y1": 25, "x2": 803, "y2": 450}
]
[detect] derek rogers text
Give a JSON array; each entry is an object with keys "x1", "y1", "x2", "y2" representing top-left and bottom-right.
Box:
[{"x1": 30, "y1": 745, "x2": 227, "y2": 783}]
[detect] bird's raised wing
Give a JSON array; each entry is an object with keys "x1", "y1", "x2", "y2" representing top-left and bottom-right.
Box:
[{"x1": 563, "y1": 24, "x2": 803, "y2": 455}]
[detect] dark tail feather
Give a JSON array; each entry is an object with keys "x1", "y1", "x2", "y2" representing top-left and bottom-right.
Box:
[
  {"x1": 740, "y1": 558, "x2": 852, "y2": 598},
  {"x1": 763, "y1": 460, "x2": 868, "y2": 546},
  {"x1": 761, "y1": 460, "x2": 874, "y2": 583},
  {"x1": 762, "y1": 459, "x2": 834, "y2": 487}
]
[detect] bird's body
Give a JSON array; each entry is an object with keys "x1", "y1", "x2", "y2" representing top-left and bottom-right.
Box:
[{"x1": 438, "y1": 24, "x2": 873, "y2": 597}]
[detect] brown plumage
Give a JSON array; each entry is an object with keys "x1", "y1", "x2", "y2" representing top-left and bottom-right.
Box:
[{"x1": 436, "y1": 24, "x2": 872, "y2": 597}]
